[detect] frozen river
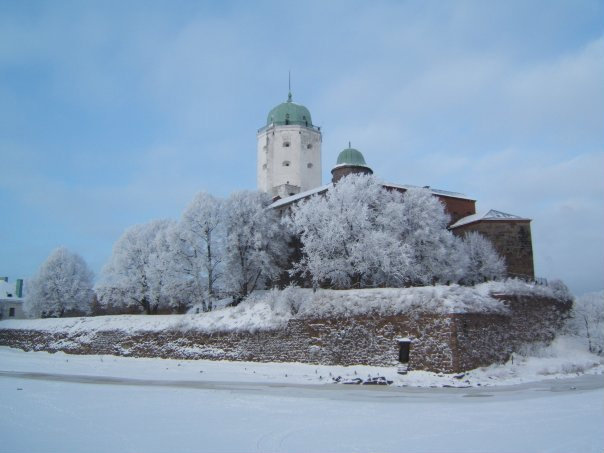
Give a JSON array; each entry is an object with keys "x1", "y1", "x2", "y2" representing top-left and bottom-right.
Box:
[{"x1": 0, "y1": 348, "x2": 602, "y2": 453}]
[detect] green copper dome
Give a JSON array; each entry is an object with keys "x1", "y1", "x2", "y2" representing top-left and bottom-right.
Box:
[
  {"x1": 267, "y1": 92, "x2": 313, "y2": 127},
  {"x1": 336, "y1": 147, "x2": 368, "y2": 167}
]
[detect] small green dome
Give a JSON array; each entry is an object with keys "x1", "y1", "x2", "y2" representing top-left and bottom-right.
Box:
[
  {"x1": 267, "y1": 92, "x2": 313, "y2": 127},
  {"x1": 336, "y1": 147, "x2": 368, "y2": 167}
]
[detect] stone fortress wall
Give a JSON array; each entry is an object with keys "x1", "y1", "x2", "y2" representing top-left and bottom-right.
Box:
[{"x1": 0, "y1": 294, "x2": 570, "y2": 373}]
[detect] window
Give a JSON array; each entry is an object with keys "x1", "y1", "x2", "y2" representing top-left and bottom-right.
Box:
[
  {"x1": 262, "y1": 163, "x2": 267, "y2": 170},
  {"x1": 282, "y1": 161, "x2": 290, "y2": 167},
  {"x1": 307, "y1": 144, "x2": 312, "y2": 149},
  {"x1": 9, "y1": 307, "x2": 15, "y2": 317},
  {"x1": 307, "y1": 163, "x2": 313, "y2": 169},
  {"x1": 283, "y1": 141, "x2": 290, "y2": 148}
]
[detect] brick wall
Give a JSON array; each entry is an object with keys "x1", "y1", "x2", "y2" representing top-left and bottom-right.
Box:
[{"x1": 436, "y1": 196, "x2": 477, "y2": 225}]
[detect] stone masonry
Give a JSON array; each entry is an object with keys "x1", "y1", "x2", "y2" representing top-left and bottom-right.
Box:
[{"x1": 0, "y1": 294, "x2": 570, "y2": 373}]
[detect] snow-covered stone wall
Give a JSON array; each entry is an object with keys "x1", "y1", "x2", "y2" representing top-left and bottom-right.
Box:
[
  {"x1": 450, "y1": 295, "x2": 572, "y2": 371},
  {"x1": 0, "y1": 314, "x2": 454, "y2": 370},
  {"x1": 0, "y1": 290, "x2": 571, "y2": 372}
]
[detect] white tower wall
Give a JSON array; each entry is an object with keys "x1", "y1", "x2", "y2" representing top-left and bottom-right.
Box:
[{"x1": 257, "y1": 125, "x2": 322, "y2": 199}]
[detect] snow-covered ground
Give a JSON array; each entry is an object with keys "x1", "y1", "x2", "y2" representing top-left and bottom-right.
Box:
[
  {"x1": 1, "y1": 280, "x2": 570, "y2": 335},
  {"x1": 1, "y1": 340, "x2": 603, "y2": 453}
]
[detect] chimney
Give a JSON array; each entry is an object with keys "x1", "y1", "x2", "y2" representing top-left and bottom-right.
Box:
[{"x1": 16, "y1": 279, "x2": 23, "y2": 298}]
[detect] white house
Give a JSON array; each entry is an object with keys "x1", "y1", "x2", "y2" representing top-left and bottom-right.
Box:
[{"x1": 0, "y1": 277, "x2": 25, "y2": 320}]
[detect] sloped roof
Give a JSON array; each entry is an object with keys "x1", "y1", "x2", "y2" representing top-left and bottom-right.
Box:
[
  {"x1": 383, "y1": 182, "x2": 475, "y2": 201},
  {"x1": 269, "y1": 181, "x2": 475, "y2": 210},
  {"x1": 269, "y1": 183, "x2": 333, "y2": 209},
  {"x1": 449, "y1": 209, "x2": 530, "y2": 229}
]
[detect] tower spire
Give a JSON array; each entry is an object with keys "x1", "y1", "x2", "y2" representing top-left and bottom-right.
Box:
[{"x1": 287, "y1": 70, "x2": 292, "y2": 102}]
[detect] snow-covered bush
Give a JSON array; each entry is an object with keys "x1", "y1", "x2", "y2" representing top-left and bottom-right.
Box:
[
  {"x1": 548, "y1": 279, "x2": 573, "y2": 302},
  {"x1": 25, "y1": 247, "x2": 94, "y2": 318},
  {"x1": 256, "y1": 285, "x2": 312, "y2": 316},
  {"x1": 460, "y1": 232, "x2": 506, "y2": 285},
  {"x1": 568, "y1": 290, "x2": 604, "y2": 355}
]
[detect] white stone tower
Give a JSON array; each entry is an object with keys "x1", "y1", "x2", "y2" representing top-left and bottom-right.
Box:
[{"x1": 257, "y1": 91, "x2": 322, "y2": 199}]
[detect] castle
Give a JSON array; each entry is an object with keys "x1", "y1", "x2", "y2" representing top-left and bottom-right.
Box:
[
  {"x1": 0, "y1": 91, "x2": 567, "y2": 373},
  {"x1": 258, "y1": 91, "x2": 535, "y2": 280}
]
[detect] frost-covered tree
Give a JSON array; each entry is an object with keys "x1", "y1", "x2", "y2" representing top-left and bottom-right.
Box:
[
  {"x1": 288, "y1": 174, "x2": 412, "y2": 289},
  {"x1": 288, "y1": 177, "x2": 472, "y2": 289},
  {"x1": 397, "y1": 187, "x2": 468, "y2": 286},
  {"x1": 172, "y1": 192, "x2": 225, "y2": 311},
  {"x1": 460, "y1": 231, "x2": 506, "y2": 285},
  {"x1": 97, "y1": 220, "x2": 177, "y2": 314},
  {"x1": 224, "y1": 191, "x2": 288, "y2": 302},
  {"x1": 569, "y1": 290, "x2": 604, "y2": 355},
  {"x1": 25, "y1": 247, "x2": 94, "y2": 318}
]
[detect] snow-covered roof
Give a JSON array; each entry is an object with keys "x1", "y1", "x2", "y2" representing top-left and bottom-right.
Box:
[
  {"x1": 269, "y1": 183, "x2": 332, "y2": 209},
  {"x1": 384, "y1": 183, "x2": 475, "y2": 201},
  {"x1": 269, "y1": 181, "x2": 473, "y2": 210},
  {"x1": 450, "y1": 209, "x2": 530, "y2": 229},
  {"x1": 0, "y1": 280, "x2": 23, "y2": 301}
]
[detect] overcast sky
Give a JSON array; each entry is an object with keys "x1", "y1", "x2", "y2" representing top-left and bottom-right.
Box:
[{"x1": 1, "y1": 0, "x2": 603, "y2": 295}]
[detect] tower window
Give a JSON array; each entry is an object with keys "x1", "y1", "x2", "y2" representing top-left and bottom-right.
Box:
[
  {"x1": 282, "y1": 161, "x2": 290, "y2": 167},
  {"x1": 283, "y1": 141, "x2": 290, "y2": 148},
  {"x1": 262, "y1": 163, "x2": 267, "y2": 170},
  {"x1": 306, "y1": 144, "x2": 312, "y2": 149},
  {"x1": 307, "y1": 163, "x2": 313, "y2": 168}
]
